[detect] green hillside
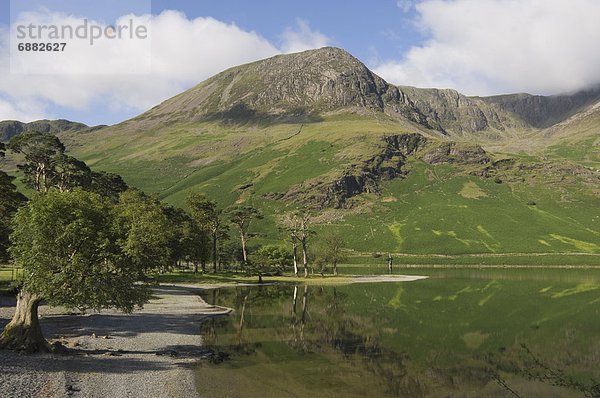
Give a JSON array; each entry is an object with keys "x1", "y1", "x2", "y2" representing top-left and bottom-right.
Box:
[{"x1": 59, "y1": 116, "x2": 599, "y2": 258}]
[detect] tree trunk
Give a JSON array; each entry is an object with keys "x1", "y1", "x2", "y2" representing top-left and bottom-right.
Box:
[
  {"x1": 237, "y1": 294, "x2": 248, "y2": 347},
  {"x1": 388, "y1": 253, "x2": 393, "y2": 274},
  {"x1": 193, "y1": 260, "x2": 199, "y2": 274},
  {"x1": 0, "y1": 291, "x2": 49, "y2": 353},
  {"x1": 301, "y1": 240, "x2": 308, "y2": 278},
  {"x1": 292, "y1": 285, "x2": 298, "y2": 316},
  {"x1": 212, "y1": 232, "x2": 218, "y2": 273},
  {"x1": 292, "y1": 242, "x2": 299, "y2": 276},
  {"x1": 300, "y1": 286, "x2": 308, "y2": 346},
  {"x1": 201, "y1": 259, "x2": 206, "y2": 273},
  {"x1": 333, "y1": 261, "x2": 338, "y2": 276},
  {"x1": 240, "y1": 232, "x2": 248, "y2": 269},
  {"x1": 35, "y1": 165, "x2": 42, "y2": 193}
]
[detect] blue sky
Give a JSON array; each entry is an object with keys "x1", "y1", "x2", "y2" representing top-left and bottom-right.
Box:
[
  {"x1": 148, "y1": 0, "x2": 423, "y2": 62},
  {"x1": 1, "y1": 0, "x2": 599, "y2": 125},
  {"x1": 0, "y1": 0, "x2": 424, "y2": 64}
]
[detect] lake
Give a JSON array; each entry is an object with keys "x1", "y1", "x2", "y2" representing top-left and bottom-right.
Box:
[{"x1": 195, "y1": 268, "x2": 600, "y2": 397}]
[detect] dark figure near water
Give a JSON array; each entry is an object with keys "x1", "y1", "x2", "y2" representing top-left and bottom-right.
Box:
[{"x1": 388, "y1": 253, "x2": 393, "y2": 274}]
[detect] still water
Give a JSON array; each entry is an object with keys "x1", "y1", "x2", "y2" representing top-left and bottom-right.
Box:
[{"x1": 195, "y1": 269, "x2": 600, "y2": 397}]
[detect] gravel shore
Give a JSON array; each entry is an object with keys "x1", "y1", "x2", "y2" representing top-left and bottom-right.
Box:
[{"x1": 0, "y1": 285, "x2": 231, "y2": 398}]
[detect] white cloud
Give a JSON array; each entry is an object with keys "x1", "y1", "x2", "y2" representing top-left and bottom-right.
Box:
[
  {"x1": 0, "y1": 97, "x2": 47, "y2": 122},
  {"x1": 279, "y1": 19, "x2": 332, "y2": 53},
  {"x1": 0, "y1": 10, "x2": 332, "y2": 122},
  {"x1": 396, "y1": 0, "x2": 417, "y2": 13},
  {"x1": 375, "y1": 0, "x2": 600, "y2": 96}
]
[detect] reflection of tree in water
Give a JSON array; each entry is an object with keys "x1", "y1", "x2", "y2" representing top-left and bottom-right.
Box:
[
  {"x1": 199, "y1": 285, "x2": 599, "y2": 397},
  {"x1": 302, "y1": 286, "x2": 427, "y2": 397},
  {"x1": 201, "y1": 285, "x2": 291, "y2": 355},
  {"x1": 289, "y1": 285, "x2": 310, "y2": 350},
  {"x1": 201, "y1": 286, "x2": 446, "y2": 396}
]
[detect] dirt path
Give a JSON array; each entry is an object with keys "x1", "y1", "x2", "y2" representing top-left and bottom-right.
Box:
[{"x1": 0, "y1": 285, "x2": 231, "y2": 398}]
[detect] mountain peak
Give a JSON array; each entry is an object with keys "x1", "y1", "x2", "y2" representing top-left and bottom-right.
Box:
[
  {"x1": 129, "y1": 47, "x2": 597, "y2": 138},
  {"x1": 285, "y1": 46, "x2": 358, "y2": 61},
  {"x1": 139, "y1": 46, "x2": 391, "y2": 124}
]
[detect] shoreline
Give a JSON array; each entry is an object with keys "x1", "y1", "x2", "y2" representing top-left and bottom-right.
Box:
[
  {"x1": 167, "y1": 274, "x2": 429, "y2": 290},
  {"x1": 0, "y1": 285, "x2": 230, "y2": 398}
]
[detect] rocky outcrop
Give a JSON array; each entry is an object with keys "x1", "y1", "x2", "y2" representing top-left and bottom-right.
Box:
[
  {"x1": 384, "y1": 87, "x2": 529, "y2": 136},
  {"x1": 482, "y1": 88, "x2": 600, "y2": 128},
  {"x1": 283, "y1": 133, "x2": 428, "y2": 208},
  {"x1": 421, "y1": 143, "x2": 490, "y2": 165}
]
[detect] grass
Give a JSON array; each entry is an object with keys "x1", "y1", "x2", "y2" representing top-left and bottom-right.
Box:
[
  {"x1": 156, "y1": 270, "x2": 358, "y2": 286},
  {"x1": 58, "y1": 114, "x2": 422, "y2": 205},
  {"x1": 313, "y1": 160, "x2": 600, "y2": 255},
  {"x1": 0, "y1": 265, "x2": 19, "y2": 293}
]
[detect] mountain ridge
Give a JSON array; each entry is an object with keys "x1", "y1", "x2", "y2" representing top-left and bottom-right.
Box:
[
  {"x1": 0, "y1": 119, "x2": 104, "y2": 141},
  {"x1": 129, "y1": 47, "x2": 524, "y2": 138},
  {"x1": 3, "y1": 47, "x2": 598, "y2": 144}
]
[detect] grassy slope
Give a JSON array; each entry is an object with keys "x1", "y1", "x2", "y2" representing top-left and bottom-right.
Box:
[
  {"x1": 545, "y1": 108, "x2": 600, "y2": 167},
  {"x1": 487, "y1": 103, "x2": 600, "y2": 167},
  {"x1": 52, "y1": 111, "x2": 600, "y2": 260},
  {"x1": 331, "y1": 161, "x2": 599, "y2": 255},
  {"x1": 62, "y1": 113, "x2": 425, "y2": 204}
]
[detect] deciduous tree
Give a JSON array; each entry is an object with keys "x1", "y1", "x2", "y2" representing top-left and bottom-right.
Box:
[
  {"x1": 88, "y1": 171, "x2": 128, "y2": 200},
  {"x1": 227, "y1": 205, "x2": 263, "y2": 269},
  {"x1": 7, "y1": 132, "x2": 65, "y2": 192},
  {"x1": 113, "y1": 189, "x2": 174, "y2": 274},
  {"x1": 322, "y1": 233, "x2": 345, "y2": 276},
  {"x1": 50, "y1": 154, "x2": 91, "y2": 192},
  {"x1": 0, "y1": 189, "x2": 173, "y2": 352},
  {"x1": 283, "y1": 211, "x2": 314, "y2": 277}
]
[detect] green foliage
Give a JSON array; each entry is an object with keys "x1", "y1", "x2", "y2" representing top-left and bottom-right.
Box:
[
  {"x1": 10, "y1": 189, "x2": 172, "y2": 312},
  {"x1": 163, "y1": 206, "x2": 204, "y2": 269},
  {"x1": 51, "y1": 154, "x2": 91, "y2": 192},
  {"x1": 219, "y1": 239, "x2": 243, "y2": 268},
  {"x1": 113, "y1": 189, "x2": 174, "y2": 274},
  {"x1": 8, "y1": 132, "x2": 65, "y2": 192},
  {"x1": 0, "y1": 143, "x2": 26, "y2": 261},
  {"x1": 227, "y1": 205, "x2": 263, "y2": 234},
  {"x1": 0, "y1": 171, "x2": 26, "y2": 261},
  {"x1": 251, "y1": 245, "x2": 293, "y2": 271},
  {"x1": 88, "y1": 171, "x2": 128, "y2": 199},
  {"x1": 6, "y1": 132, "x2": 128, "y2": 197},
  {"x1": 320, "y1": 232, "x2": 346, "y2": 275},
  {"x1": 187, "y1": 193, "x2": 218, "y2": 228}
]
